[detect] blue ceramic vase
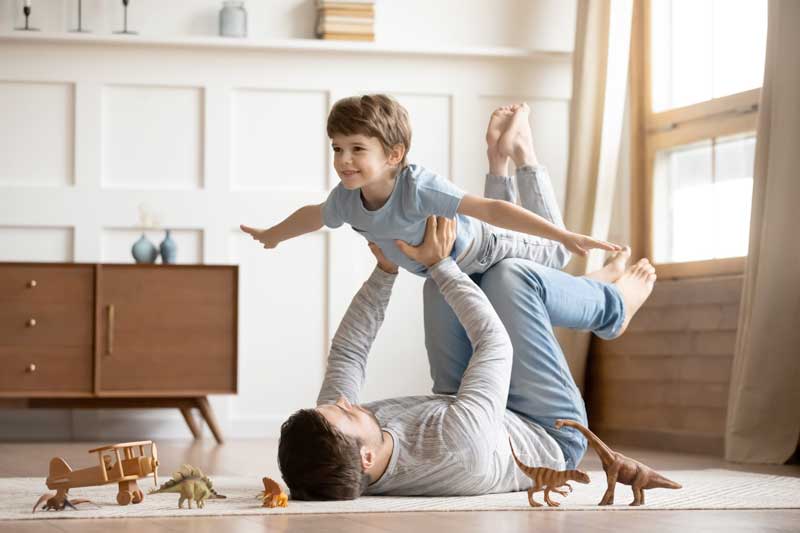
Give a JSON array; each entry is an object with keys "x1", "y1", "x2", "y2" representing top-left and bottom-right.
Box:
[
  {"x1": 132, "y1": 233, "x2": 158, "y2": 263},
  {"x1": 159, "y1": 230, "x2": 178, "y2": 264}
]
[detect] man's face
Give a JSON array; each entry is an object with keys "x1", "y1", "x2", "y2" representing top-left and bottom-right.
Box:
[
  {"x1": 316, "y1": 396, "x2": 383, "y2": 448},
  {"x1": 331, "y1": 134, "x2": 397, "y2": 190}
]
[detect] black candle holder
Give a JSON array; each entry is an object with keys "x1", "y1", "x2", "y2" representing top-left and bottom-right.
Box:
[
  {"x1": 69, "y1": 0, "x2": 91, "y2": 33},
  {"x1": 15, "y1": 5, "x2": 40, "y2": 31},
  {"x1": 113, "y1": 0, "x2": 138, "y2": 35}
]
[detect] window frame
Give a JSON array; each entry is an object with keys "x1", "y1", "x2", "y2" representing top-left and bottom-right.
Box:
[{"x1": 629, "y1": 0, "x2": 760, "y2": 279}]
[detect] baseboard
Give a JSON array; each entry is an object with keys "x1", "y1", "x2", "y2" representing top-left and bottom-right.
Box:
[{"x1": 591, "y1": 425, "x2": 725, "y2": 456}]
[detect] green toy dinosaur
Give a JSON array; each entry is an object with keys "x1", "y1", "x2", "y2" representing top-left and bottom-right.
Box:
[{"x1": 148, "y1": 464, "x2": 226, "y2": 509}]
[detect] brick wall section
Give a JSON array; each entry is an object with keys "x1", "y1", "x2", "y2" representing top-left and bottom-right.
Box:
[{"x1": 585, "y1": 275, "x2": 743, "y2": 456}]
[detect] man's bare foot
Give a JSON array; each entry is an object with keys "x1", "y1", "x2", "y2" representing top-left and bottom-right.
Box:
[
  {"x1": 486, "y1": 105, "x2": 514, "y2": 176},
  {"x1": 612, "y1": 258, "x2": 656, "y2": 338},
  {"x1": 498, "y1": 102, "x2": 537, "y2": 167},
  {"x1": 584, "y1": 246, "x2": 631, "y2": 284}
]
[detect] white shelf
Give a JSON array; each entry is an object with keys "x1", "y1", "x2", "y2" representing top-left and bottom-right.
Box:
[{"x1": 0, "y1": 31, "x2": 572, "y2": 61}]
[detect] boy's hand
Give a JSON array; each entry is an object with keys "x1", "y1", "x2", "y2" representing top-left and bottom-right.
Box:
[
  {"x1": 368, "y1": 242, "x2": 398, "y2": 274},
  {"x1": 240, "y1": 224, "x2": 281, "y2": 249},
  {"x1": 560, "y1": 231, "x2": 623, "y2": 257},
  {"x1": 396, "y1": 216, "x2": 457, "y2": 268}
]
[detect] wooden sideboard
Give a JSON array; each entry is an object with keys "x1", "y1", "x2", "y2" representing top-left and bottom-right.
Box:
[{"x1": 0, "y1": 262, "x2": 238, "y2": 444}]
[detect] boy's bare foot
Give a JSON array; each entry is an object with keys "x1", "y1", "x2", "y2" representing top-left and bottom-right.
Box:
[
  {"x1": 584, "y1": 246, "x2": 631, "y2": 284},
  {"x1": 611, "y1": 258, "x2": 656, "y2": 338},
  {"x1": 486, "y1": 105, "x2": 514, "y2": 176},
  {"x1": 498, "y1": 102, "x2": 537, "y2": 167}
]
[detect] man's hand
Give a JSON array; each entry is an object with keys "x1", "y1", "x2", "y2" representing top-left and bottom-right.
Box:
[
  {"x1": 560, "y1": 231, "x2": 622, "y2": 257},
  {"x1": 240, "y1": 224, "x2": 281, "y2": 249},
  {"x1": 368, "y1": 242, "x2": 398, "y2": 274},
  {"x1": 395, "y1": 216, "x2": 457, "y2": 268}
]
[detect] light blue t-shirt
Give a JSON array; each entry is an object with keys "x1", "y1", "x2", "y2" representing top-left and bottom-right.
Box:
[{"x1": 322, "y1": 164, "x2": 480, "y2": 276}]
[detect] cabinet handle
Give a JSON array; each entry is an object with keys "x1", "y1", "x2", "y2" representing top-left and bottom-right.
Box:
[
  {"x1": 26, "y1": 363, "x2": 37, "y2": 373},
  {"x1": 27, "y1": 280, "x2": 37, "y2": 288},
  {"x1": 106, "y1": 304, "x2": 115, "y2": 356},
  {"x1": 27, "y1": 318, "x2": 37, "y2": 327}
]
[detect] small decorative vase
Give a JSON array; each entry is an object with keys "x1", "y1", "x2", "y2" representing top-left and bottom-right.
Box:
[
  {"x1": 159, "y1": 230, "x2": 178, "y2": 264},
  {"x1": 132, "y1": 233, "x2": 158, "y2": 264},
  {"x1": 220, "y1": 0, "x2": 247, "y2": 37}
]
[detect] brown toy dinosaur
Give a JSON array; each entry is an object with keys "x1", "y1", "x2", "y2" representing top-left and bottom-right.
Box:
[
  {"x1": 509, "y1": 437, "x2": 590, "y2": 507},
  {"x1": 555, "y1": 419, "x2": 682, "y2": 506}
]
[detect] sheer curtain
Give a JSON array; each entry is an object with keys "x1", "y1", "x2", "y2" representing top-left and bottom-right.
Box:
[
  {"x1": 559, "y1": 0, "x2": 632, "y2": 390},
  {"x1": 724, "y1": 0, "x2": 800, "y2": 463}
]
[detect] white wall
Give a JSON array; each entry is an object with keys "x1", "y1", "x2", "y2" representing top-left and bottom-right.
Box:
[
  {"x1": 1, "y1": 0, "x2": 575, "y2": 49},
  {"x1": 0, "y1": 0, "x2": 576, "y2": 440}
]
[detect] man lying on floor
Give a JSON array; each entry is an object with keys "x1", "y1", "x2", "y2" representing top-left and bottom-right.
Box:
[{"x1": 278, "y1": 216, "x2": 655, "y2": 500}]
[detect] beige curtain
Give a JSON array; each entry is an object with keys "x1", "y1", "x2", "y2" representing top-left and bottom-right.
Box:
[
  {"x1": 559, "y1": 0, "x2": 633, "y2": 391},
  {"x1": 724, "y1": 0, "x2": 800, "y2": 464}
]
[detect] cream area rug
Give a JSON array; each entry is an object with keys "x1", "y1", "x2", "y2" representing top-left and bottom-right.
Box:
[{"x1": 3, "y1": 469, "x2": 799, "y2": 521}]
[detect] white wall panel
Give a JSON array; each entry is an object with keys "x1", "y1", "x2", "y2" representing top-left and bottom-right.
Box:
[
  {"x1": 0, "y1": 81, "x2": 74, "y2": 187},
  {"x1": 231, "y1": 89, "x2": 328, "y2": 191},
  {"x1": 102, "y1": 85, "x2": 204, "y2": 190},
  {"x1": 393, "y1": 93, "x2": 451, "y2": 179},
  {"x1": 100, "y1": 228, "x2": 203, "y2": 263},
  {"x1": 228, "y1": 230, "x2": 326, "y2": 432},
  {"x1": 0, "y1": 226, "x2": 73, "y2": 261}
]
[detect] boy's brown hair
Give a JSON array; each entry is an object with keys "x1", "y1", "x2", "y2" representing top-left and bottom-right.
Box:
[
  {"x1": 278, "y1": 408, "x2": 370, "y2": 501},
  {"x1": 327, "y1": 94, "x2": 412, "y2": 167}
]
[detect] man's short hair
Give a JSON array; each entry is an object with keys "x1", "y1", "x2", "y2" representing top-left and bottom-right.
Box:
[
  {"x1": 326, "y1": 94, "x2": 412, "y2": 167},
  {"x1": 278, "y1": 408, "x2": 370, "y2": 500}
]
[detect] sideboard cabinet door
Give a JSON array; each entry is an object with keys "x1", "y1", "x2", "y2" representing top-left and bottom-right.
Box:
[
  {"x1": 97, "y1": 265, "x2": 237, "y2": 395},
  {"x1": 0, "y1": 264, "x2": 94, "y2": 396}
]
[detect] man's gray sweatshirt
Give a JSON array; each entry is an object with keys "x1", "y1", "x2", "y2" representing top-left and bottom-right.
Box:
[{"x1": 317, "y1": 258, "x2": 565, "y2": 496}]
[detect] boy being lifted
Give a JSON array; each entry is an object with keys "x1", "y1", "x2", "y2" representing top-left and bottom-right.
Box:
[{"x1": 241, "y1": 94, "x2": 620, "y2": 276}]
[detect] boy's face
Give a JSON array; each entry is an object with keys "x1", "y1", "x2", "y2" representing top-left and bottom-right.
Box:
[{"x1": 331, "y1": 133, "x2": 399, "y2": 190}]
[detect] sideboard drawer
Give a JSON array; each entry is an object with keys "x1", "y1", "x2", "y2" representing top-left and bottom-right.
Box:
[
  {"x1": 0, "y1": 345, "x2": 93, "y2": 394},
  {"x1": 0, "y1": 301, "x2": 93, "y2": 346},
  {"x1": 0, "y1": 265, "x2": 94, "y2": 304}
]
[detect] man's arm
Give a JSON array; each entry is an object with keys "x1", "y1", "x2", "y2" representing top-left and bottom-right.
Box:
[
  {"x1": 240, "y1": 203, "x2": 323, "y2": 249},
  {"x1": 316, "y1": 263, "x2": 397, "y2": 406},
  {"x1": 396, "y1": 217, "x2": 513, "y2": 463}
]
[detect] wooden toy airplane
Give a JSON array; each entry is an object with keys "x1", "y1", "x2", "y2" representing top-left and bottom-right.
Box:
[{"x1": 33, "y1": 440, "x2": 160, "y2": 512}]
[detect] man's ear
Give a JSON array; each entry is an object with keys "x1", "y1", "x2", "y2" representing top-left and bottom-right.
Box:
[
  {"x1": 387, "y1": 144, "x2": 405, "y2": 166},
  {"x1": 360, "y1": 445, "x2": 375, "y2": 471}
]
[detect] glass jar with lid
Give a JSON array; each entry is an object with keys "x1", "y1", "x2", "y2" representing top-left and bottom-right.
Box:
[{"x1": 220, "y1": 1, "x2": 247, "y2": 38}]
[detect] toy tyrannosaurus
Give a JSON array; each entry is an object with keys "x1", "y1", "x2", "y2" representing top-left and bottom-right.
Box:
[
  {"x1": 509, "y1": 437, "x2": 590, "y2": 507},
  {"x1": 259, "y1": 476, "x2": 288, "y2": 508},
  {"x1": 555, "y1": 419, "x2": 682, "y2": 506},
  {"x1": 148, "y1": 464, "x2": 226, "y2": 509}
]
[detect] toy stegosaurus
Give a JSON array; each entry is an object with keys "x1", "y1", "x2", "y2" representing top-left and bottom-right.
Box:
[{"x1": 148, "y1": 464, "x2": 226, "y2": 509}]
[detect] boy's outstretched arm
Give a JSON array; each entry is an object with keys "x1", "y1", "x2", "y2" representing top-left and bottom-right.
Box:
[
  {"x1": 240, "y1": 203, "x2": 323, "y2": 249},
  {"x1": 457, "y1": 194, "x2": 621, "y2": 257}
]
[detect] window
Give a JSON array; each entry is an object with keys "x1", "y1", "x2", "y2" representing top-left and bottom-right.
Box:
[{"x1": 631, "y1": 0, "x2": 767, "y2": 278}]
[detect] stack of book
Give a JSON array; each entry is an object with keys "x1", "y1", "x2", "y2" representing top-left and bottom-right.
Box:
[{"x1": 316, "y1": 0, "x2": 375, "y2": 42}]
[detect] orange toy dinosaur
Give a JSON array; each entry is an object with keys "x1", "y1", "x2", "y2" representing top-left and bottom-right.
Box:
[
  {"x1": 555, "y1": 419, "x2": 682, "y2": 506},
  {"x1": 508, "y1": 437, "x2": 590, "y2": 507},
  {"x1": 259, "y1": 477, "x2": 288, "y2": 508}
]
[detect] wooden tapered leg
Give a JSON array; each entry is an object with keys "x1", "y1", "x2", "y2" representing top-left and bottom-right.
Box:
[
  {"x1": 180, "y1": 407, "x2": 201, "y2": 439},
  {"x1": 196, "y1": 396, "x2": 224, "y2": 444}
]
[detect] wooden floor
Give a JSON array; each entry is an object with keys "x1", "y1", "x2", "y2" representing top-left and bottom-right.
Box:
[{"x1": 2, "y1": 439, "x2": 798, "y2": 532}]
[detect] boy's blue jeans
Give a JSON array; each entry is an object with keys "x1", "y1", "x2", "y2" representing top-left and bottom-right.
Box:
[{"x1": 422, "y1": 258, "x2": 625, "y2": 469}]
